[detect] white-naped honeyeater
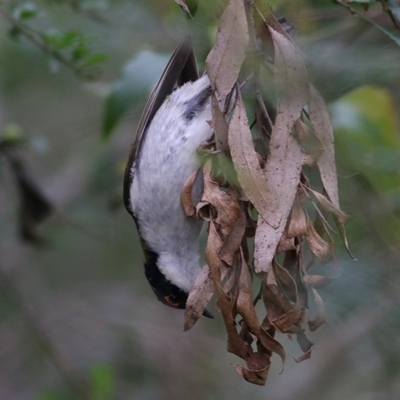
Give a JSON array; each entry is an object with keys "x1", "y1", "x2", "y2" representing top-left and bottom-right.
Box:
[{"x1": 124, "y1": 38, "x2": 214, "y2": 318}]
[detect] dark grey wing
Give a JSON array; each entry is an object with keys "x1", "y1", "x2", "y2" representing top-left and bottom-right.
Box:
[{"x1": 123, "y1": 37, "x2": 199, "y2": 215}]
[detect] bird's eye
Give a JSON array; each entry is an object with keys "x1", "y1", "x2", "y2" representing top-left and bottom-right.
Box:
[{"x1": 164, "y1": 294, "x2": 180, "y2": 308}]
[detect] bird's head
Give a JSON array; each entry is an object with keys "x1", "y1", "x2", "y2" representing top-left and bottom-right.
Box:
[{"x1": 143, "y1": 247, "x2": 213, "y2": 318}]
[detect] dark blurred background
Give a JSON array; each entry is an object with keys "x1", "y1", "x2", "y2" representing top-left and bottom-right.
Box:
[{"x1": 1, "y1": 1, "x2": 400, "y2": 399}]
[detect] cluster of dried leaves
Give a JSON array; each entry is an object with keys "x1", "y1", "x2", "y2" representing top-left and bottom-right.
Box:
[{"x1": 178, "y1": 0, "x2": 353, "y2": 386}]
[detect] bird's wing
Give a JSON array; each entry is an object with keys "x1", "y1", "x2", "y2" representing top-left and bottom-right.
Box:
[{"x1": 123, "y1": 38, "x2": 199, "y2": 215}]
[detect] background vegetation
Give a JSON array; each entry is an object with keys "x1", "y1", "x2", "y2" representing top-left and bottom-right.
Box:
[{"x1": 0, "y1": 0, "x2": 399, "y2": 399}]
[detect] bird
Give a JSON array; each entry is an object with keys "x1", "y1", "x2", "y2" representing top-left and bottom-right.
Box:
[{"x1": 123, "y1": 38, "x2": 214, "y2": 317}]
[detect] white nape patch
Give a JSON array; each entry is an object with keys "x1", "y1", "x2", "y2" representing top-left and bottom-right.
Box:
[{"x1": 157, "y1": 249, "x2": 200, "y2": 293}]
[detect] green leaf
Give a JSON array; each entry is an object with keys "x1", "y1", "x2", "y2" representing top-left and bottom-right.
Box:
[
  {"x1": 37, "y1": 391, "x2": 65, "y2": 400},
  {"x1": 13, "y1": 3, "x2": 39, "y2": 20},
  {"x1": 8, "y1": 26, "x2": 22, "y2": 41},
  {"x1": 42, "y1": 30, "x2": 82, "y2": 50},
  {"x1": 72, "y1": 43, "x2": 89, "y2": 61},
  {"x1": 2, "y1": 123, "x2": 23, "y2": 143},
  {"x1": 82, "y1": 53, "x2": 108, "y2": 67},
  {"x1": 89, "y1": 363, "x2": 114, "y2": 400},
  {"x1": 102, "y1": 50, "x2": 169, "y2": 139}
]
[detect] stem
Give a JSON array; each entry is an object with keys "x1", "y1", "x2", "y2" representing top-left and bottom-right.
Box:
[{"x1": 0, "y1": 5, "x2": 93, "y2": 79}]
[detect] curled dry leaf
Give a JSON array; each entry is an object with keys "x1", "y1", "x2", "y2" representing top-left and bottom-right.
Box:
[
  {"x1": 184, "y1": 264, "x2": 216, "y2": 331},
  {"x1": 206, "y1": 0, "x2": 249, "y2": 98},
  {"x1": 293, "y1": 119, "x2": 324, "y2": 167},
  {"x1": 211, "y1": 93, "x2": 230, "y2": 152},
  {"x1": 294, "y1": 347, "x2": 313, "y2": 363},
  {"x1": 233, "y1": 359, "x2": 270, "y2": 386},
  {"x1": 287, "y1": 198, "x2": 308, "y2": 238},
  {"x1": 181, "y1": 170, "x2": 198, "y2": 217},
  {"x1": 308, "y1": 287, "x2": 327, "y2": 331},
  {"x1": 307, "y1": 187, "x2": 348, "y2": 225},
  {"x1": 303, "y1": 274, "x2": 336, "y2": 288},
  {"x1": 201, "y1": 161, "x2": 241, "y2": 237},
  {"x1": 229, "y1": 91, "x2": 279, "y2": 229},
  {"x1": 309, "y1": 85, "x2": 339, "y2": 209},
  {"x1": 236, "y1": 252, "x2": 286, "y2": 363},
  {"x1": 253, "y1": 27, "x2": 308, "y2": 274},
  {"x1": 306, "y1": 219, "x2": 334, "y2": 262},
  {"x1": 219, "y1": 210, "x2": 246, "y2": 266},
  {"x1": 174, "y1": 0, "x2": 193, "y2": 18}
]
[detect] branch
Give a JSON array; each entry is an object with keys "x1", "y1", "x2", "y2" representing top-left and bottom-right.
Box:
[{"x1": 0, "y1": 5, "x2": 99, "y2": 80}]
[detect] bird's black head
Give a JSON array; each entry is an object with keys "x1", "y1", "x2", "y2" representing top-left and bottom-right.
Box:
[
  {"x1": 144, "y1": 249, "x2": 189, "y2": 309},
  {"x1": 142, "y1": 247, "x2": 214, "y2": 318}
]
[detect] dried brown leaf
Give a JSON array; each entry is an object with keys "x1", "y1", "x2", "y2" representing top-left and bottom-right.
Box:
[
  {"x1": 308, "y1": 188, "x2": 348, "y2": 225},
  {"x1": 276, "y1": 232, "x2": 296, "y2": 253},
  {"x1": 228, "y1": 92, "x2": 279, "y2": 229},
  {"x1": 253, "y1": 28, "x2": 308, "y2": 273},
  {"x1": 308, "y1": 287, "x2": 327, "y2": 331},
  {"x1": 211, "y1": 93, "x2": 229, "y2": 152},
  {"x1": 262, "y1": 278, "x2": 291, "y2": 322},
  {"x1": 303, "y1": 274, "x2": 335, "y2": 288},
  {"x1": 201, "y1": 162, "x2": 241, "y2": 237},
  {"x1": 335, "y1": 215, "x2": 357, "y2": 260},
  {"x1": 306, "y1": 219, "x2": 334, "y2": 262},
  {"x1": 269, "y1": 27, "x2": 309, "y2": 111},
  {"x1": 205, "y1": 222, "x2": 248, "y2": 358},
  {"x1": 253, "y1": 134, "x2": 303, "y2": 273},
  {"x1": 206, "y1": 0, "x2": 249, "y2": 98},
  {"x1": 296, "y1": 330, "x2": 313, "y2": 353},
  {"x1": 293, "y1": 119, "x2": 324, "y2": 166},
  {"x1": 294, "y1": 347, "x2": 312, "y2": 363},
  {"x1": 287, "y1": 199, "x2": 308, "y2": 238},
  {"x1": 236, "y1": 253, "x2": 286, "y2": 364},
  {"x1": 184, "y1": 264, "x2": 215, "y2": 331},
  {"x1": 309, "y1": 85, "x2": 340, "y2": 209},
  {"x1": 272, "y1": 304, "x2": 303, "y2": 333},
  {"x1": 174, "y1": 0, "x2": 193, "y2": 18},
  {"x1": 181, "y1": 170, "x2": 198, "y2": 217},
  {"x1": 232, "y1": 359, "x2": 270, "y2": 386},
  {"x1": 219, "y1": 210, "x2": 246, "y2": 266}
]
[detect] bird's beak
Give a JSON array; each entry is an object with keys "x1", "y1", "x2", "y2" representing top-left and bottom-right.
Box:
[{"x1": 202, "y1": 308, "x2": 215, "y2": 319}]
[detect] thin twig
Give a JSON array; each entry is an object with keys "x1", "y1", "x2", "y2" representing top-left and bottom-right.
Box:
[{"x1": 0, "y1": 5, "x2": 94, "y2": 79}]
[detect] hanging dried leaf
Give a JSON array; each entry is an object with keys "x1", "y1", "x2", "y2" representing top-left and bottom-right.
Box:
[
  {"x1": 309, "y1": 85, "x2": 340, "y2": 209},
  {"x1": 276, "y1": 232, "x2": 296, "y2": 253},
  {"x1": 306, "y1": 219, "x2": 334, "y2": 262},
  {"x1": 181, "y1": 170, "x2": 198, "y2": 217},
  {"x1": 184, "y1": 264, "x2": 216, "y2": 331},
  {"x1": 252, "y1": 27, "x2": 308, "y2": 274},
  {"x1": 211, "y1": 93, "x2": 230, "y2": 152},
  {"x1": 308, "y1": 288, "x2": 327, "y2": 331},
  {"x1": 308, "y1": 188, "x2": 348, "y2": 225},
  {"x1": 200, "y1": 161, "x2": 241, "y2": 237},
  {"x1": 293, "y1": 119, "x2": 324, "y2": 166},
  {"x1": 229, "y1": 92, "x2": 279, "y2": 229},
  {"x1": 219, "y1": 210, "x2": 246, "y2": 266},
  {"x1": 287, "y1": 199, "x2": 308, "y2": 238},
  {"x1": 303, "y1": 274, "x2": 335, "y2": 288},
  {"x1": 182, "y1": 0, "x2": 352, "y2": 387},
  {"x1": 206, "y1": 0, "x2": 249, "y2": 98},
  {"x1": 232, "y1": 360, "x2": 270, "y2": 386},
  {"x1": 174, "y1": 0, "x2": 193, "y2": 18}
]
